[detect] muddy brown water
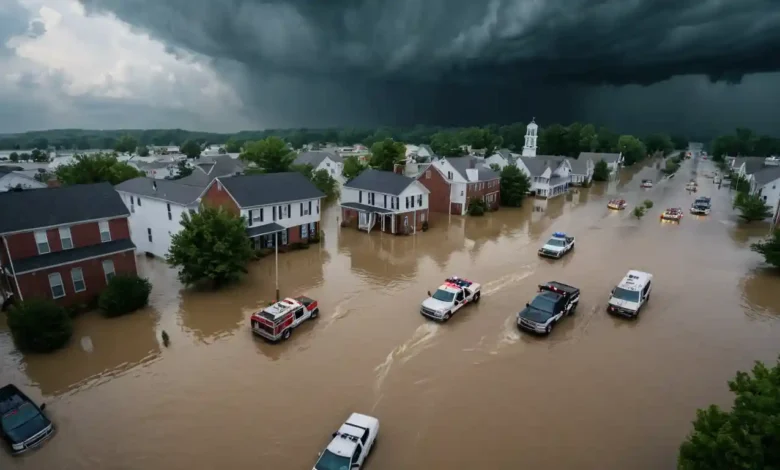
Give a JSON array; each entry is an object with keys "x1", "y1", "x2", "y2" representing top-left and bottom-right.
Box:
[{"x1": 2, "y1": 158, "x2": 779, "y2": 469}]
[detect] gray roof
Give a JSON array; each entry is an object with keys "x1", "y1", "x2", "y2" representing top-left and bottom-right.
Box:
[
  {"x1": 752, "y1": 166, "x2": 780, "y2": 187},
  {"x1": 446, "y1": 157, "x2": 499, "y2": 182},
  {"x1": 518, "y1": 156, "x2": 566, "y2": 176},
  {"x1": 294, "y1": 150, "x2": 342, "y2": 167},
  {"x1": 0, "y1": 182, "x2": 129, "y2": 235},
  {"x1": 734, "y1": 157, "x2": 767, "y2": 175},
  {"x1": 176, "y1": 155, "x2": 244, "y2": 187},
  {"x1": 217, "y1": 172, "x2": 325, "y2": 207},
  {"x1": 495, "y1": 149, "x2": 512, "y2": 160},
  {"x1": 579, "y1": 152, "x2": 621, "y2": 163},
  {"x1": 345, "y1": 169, "x2": 415, "y2": 195},
  {"x1": 566, "y1": 157, "x2": 590, "y2": 175},
  {"x1": 134, "y1": 161, "x2": 172, "y2": 170},
  {"x1": 115, "y1": 177, "x2": 204, "y2": 205},
  {"x1": 246, "y1": 223, "x2": 285, "y2": 238}
]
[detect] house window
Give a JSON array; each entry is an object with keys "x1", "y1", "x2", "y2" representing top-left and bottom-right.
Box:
[
  {"x1": 359, "y1": 191, "x2": 363, "y2": 203},
  {"x1": 99, "y1": 221, "x2": 111, "y2": 242},
  {"x1": 280, "y1": 229, "x2": 288, "y2": 245},
  {"x1": 404, "y1": 216, "x2": 409, "y2": 228},
  {"x1": 34, "y1": 230, "x2": 50, "y2": 254},
  {"x1": 417, "y1": 194, "x2": 422, "y2": 206},
  {"x1": 59, "y1": 227, "x2": 73, "y2": 250},
  {"x1": 301, "y1": 223, "x2": 309, "y2": 239},
  {"x1": 405, "y1": 197, "x2": 409, "y2": 209},
  {"x1": 130, "y1": 197, "x2": 135, "y2": 213},
  {"x1": 410, "y1": 196, "x2": 415, "y2": 208},
  {"x1": 447, "y1": 171, "x2": 453, "y2": 179},
  {"x1": 137, "y1": 197, "x2": 142, "y2": 206},
  {"x1": 48, "y1": 272, "x2": 65, "y2": 299},
  {"x1": 287, "y1": 204, "x2": 291, "y2": 218},
  {"x1": 71, "y1": 267, "x2": 86, "y2": 293},
  {"x1": 425, "y1": 170, "x2": 431, "y2": 179},
  {"x1": 167, "y1": 203, "x2": 172, "y2": 221},
  {"x1": 102, "y1": 259, "x2": 115, "y2": 283},
  {"x1": 316, "y1": 201, "x2": 319, "y2": 214},
  {"x1": 308, "y1": 201, "x2": 312, "y2": 215},
  {"x1": 147, "y1": 228, "x2": 153, "y2": 242},
  {"x1": 310, "y1": 222, "x2": 316, "y2": 234},
  {"x1": 384, "y1": 195, "x2": 387, "y2": 208},
  {"x1": 460, "y1": 191, "x2": 464, "y2": 196}
]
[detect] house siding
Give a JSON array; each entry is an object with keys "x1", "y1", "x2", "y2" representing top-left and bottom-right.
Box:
[
  {"x1": 417, "y1": 166, "x2": 452, "y2": 214},
  {"x1": 5, "y1": 218, "x2": 130, "y2": 260},
  {"x1": 118, "y1": 192, "x2": 195, "y2": 258},
  {"x1": 202, "y1": 181, "x2": 240, "y2": 215},
  {"x1": 13, "y1": 250, "x2": 137, "y2": 307},
  {"x1": 465, "y1": 180, "x2": 500, "y2": 211}
]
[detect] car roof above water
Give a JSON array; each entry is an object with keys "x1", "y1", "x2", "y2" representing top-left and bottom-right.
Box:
[{"x1": 618, "y1": 270, "x2": 652, "y2": 291}]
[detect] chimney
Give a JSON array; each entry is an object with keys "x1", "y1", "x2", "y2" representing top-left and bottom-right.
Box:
[
  {"x1": 469, "y1": 158, "x2": 476, "y2": 169},
  {"x1": 393, "y1": 163, "x2": 404, "y2": 175},
  {"x1": 152, "y1": 180, "x2": 157, "y2": 191}
]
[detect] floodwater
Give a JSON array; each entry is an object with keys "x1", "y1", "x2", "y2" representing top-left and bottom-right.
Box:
[{"x1": 2, "y1": 157, "x2": 779, "y2": 469}]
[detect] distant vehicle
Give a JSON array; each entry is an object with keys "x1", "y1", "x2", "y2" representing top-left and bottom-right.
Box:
[
  {"x1": 661, "y1": 208, "x2": 684, "y2": 221},
  {"x1": 685, "y1": 181, "x2": 697, "y2": 192},
  {"x1": 538, "y1": 232, "x2": 575, "y2": 259},
  {"x1": 607, "y1": 270, "x2": 653, "y2": 318},
  {"x1": 640, "y1": 179, "x2": 653, "y2": 188},
  {"x1": 517, "y1": 282, "x2": 580, "y2": 335},
  {"x1": 713, "y1": 176, "x2": 721, "y2": 185},
  {"x1": 314, "y1": 413, "x2": 379, "y2": 470},
  {"x1": 421, "y1": 276, "x2": 481, "y2": 322},
  {"x1": 607, "y1": 199, "x2": 627, "y2": 210},
  {"x1": 0, "y1": 384, "x2": 54, "y2": 455},
  {"x1": 691, "y1": 197, "x2": 712, "y2": 215},
  {"x1": 250, "y1": 296, "x2": 319, "y2": 342}
]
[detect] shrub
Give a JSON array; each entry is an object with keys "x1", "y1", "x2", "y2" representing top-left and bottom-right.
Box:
[
  {"x1": 422, "y1": 220, "x2": 429, "y2": 232},
  {"x1": 467, "y1": 197, "x2": 488, "y2": 216},
  {"x1": 98, "y1": 275, "x2": 152, "y2": 318},
  {"x1": 254, "y1": 247, "x2": 273, "y2": 258},
  {"x1": 643, "y1": 200, "x2": 654, "y2": 209},
  {"x1": 632, "y1": 206, "x2": 646, "y2": 219},
  {"x1": 310, "y1": 230, "x2": 323, "y2": 243},
  {"x1": 7, "y1": 299, "x2": 73, "y2": 353},
  {"x1": 593, "y1": 160, "x2": 610, "y2": 181}
]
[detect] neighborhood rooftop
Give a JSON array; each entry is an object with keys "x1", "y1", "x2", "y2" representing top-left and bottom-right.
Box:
[
  {"x1": 566, "y1": 157, "x2": 589, "y2": 175},
  {"x1": 115, "y1": 177, "x2": 205, "y2": 205},
  {"x1": 446, "y1": 157, "x2": 499, "y2": 181},
  {"x1": 518, "y1": 155, "x2": 566, "y2": 176},
  {"x1": 216, "y1": 172, "x2": 325, "y2": 207},
  {"x1": 175, "y1": 154, "x2": 244, "y2": 187},
  {"x1": 294, "y1": 150, "x2": 342, "y2": 167},
  {"x1": 753, "y1": 166, "x2": 780, "y2": 187},
  {"x1": 578, "y1": 152, "x2": 621, "y2": 163},
  {"x1": 0, "y1": 182, "x2": 129, "y2": 234},
  {"x1": 345, "y1": 169, "x2": 415, "y2": 195}
]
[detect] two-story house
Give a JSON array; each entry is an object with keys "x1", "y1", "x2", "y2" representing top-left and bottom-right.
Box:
[
  {"x1": 566, "y1": 157, "x2": 595, "y2": 186},
  {"x1": 484, "y1": 149, "x2": 518, "y2": 170},
  {"x1": 293, "y1": 150, "x2": 344, "y2": 183},
  {"x1": 175, "y1": 154, "x2": 244, "y2": 187},
  {"x1": 578, "y1": 152, "x2": 623, "y2": 174},
  {"x1": 417, "y1": 157, "x2": 500, "y2": 214},
  {"x1": 340, "y1": 169, "x2": 430, "y2": 234},
  {"x1": 750, "y1": 167, "x2": 780, "y2": 220},
  {"x1": 0, "y1": 166, "x2": 47, "y2": 192},
  {"x1": 516, "y1": 156, "x2": 572, "y2": 198},
  {"x1": 0, "y1": 183, "x2": 137, "y2": 307},
  {"x1": 115, "y1": 177, "x2": 204, "y2": 258},
  {"x1": 200, "y1": 172, "x2": 325, "y2": 249}
]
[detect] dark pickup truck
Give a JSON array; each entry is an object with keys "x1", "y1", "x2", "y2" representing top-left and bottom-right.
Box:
[
  {"x1": 0, "y1": 384, "x2": 54, "y2": 455},
  {"x1": 517, "y1": 282, "x2": 581, "y2": 335}
]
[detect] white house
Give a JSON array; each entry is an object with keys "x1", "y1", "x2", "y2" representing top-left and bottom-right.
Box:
[
  {"x1": 175, "y1": 154, "x2": 244, "y2": 187},
  {"x1": 293, "y1": 150, "x2": 344, "y2": 183},
  {"x1": 339, "y1": 169, "x2": 430, "y2": 234},
  {"x1": 115, "y1": 177, "x2": 204, "y2": 258},
  {"x1": 485, "y1": 149, "x2": 519, "y2": 170},
  {"x1": 0, "y1": 167, "x2": 47, "y2": 191},
  {"x1": 201, "y1": 172, "x2": 325, "y2": 249},
  {"x1": 517, "y1": 156, "x2": 572, "y2": 198},
  {"x1": 578, "y1": 152, "x2": 623, "y2": 174},
  {"x1": 751, "y1": 167, "x2": 780, "y2": 220},
  {"x1": 202, "y1": 144, "x2": 226, "y2": 157},
  {"x1": 566, "y1": 157, "x2": 594, "y2": 185}
]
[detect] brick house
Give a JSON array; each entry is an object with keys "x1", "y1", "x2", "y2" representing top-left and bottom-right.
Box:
[
  {"x1": 200, "y1": 172, "x2": 325, "y2": 249},
  {"x1": 340, "y1": 168, "x2": 430, "y2": 234},
  {"x1": 418, "y1": 157, "x2": 500, "y2": 215},
  {"x1": 0, "y1": 183, "x2": 137, "y2": 307}
]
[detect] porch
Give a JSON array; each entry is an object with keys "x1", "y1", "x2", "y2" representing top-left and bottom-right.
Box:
[
  {"x1": 534, "y1": 178, "x2": 569, "y2": 199},
  {"x1": 246, "y1": 223, "x2": 286, "y2": 249},
  {"x1": 340, "y1": 202, "x2": 419, "y2": 235}
]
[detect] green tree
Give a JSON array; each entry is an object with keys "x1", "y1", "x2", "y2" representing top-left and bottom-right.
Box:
[
  {"x1": 173, "y1": 160, "x2": 193, "y2": 179},
  {"x1": 343, "y1": 155, "x2": 366, "y2": 180},
  {"x1": 56, "y1": 153, "x2": 143, "y2": 185},
  {"x1": 538, "y1": 124, "x2": 568, "y2": 155},
  {"x1": 751, "y1": 230, "x2": 780, "y2": 268},
  {"x1": 467, "y1": 197, "x2": 488, "y2": 216},
  {"x1": 643, "y1": 200, "x2": 654, "y2": 209},
  {"x1": 670, "y1": 135, "x2": 688, "y2": 150},
  {"x1": 7, "y1": 299, "x2": 73, "y2": 353},
  {"x1": 730, "y1": 175, "x2": 751, "y2": 194},
  {"x1": 578, "y1": 124, "x2": 598, "y2": 153},
  {"x1": 498, "y1": 122, "x2": 526, "y2": 150},
  {"x1": 114, "y1": 134, "x2": 139, "y2": 154},
  {"x1": 9, "y1": 151, "x2": 19, "y2": 162},
  {"x1": 499, "y1": 165, "x2": 531, "y2": 207},
  {"x1": 225, "y1": 138, "x2": 242, "y2": 153},
  {"x1": 645, "y1": 133, "x2": 674, "y2": 155},
  {"x1": 180, "y1": 140, "x2": 202, "y2": 159},
  {"x1": 430, "y1": 132, "x2": 464, "y2": 157},
  {"x1": 617, "y1": 135, "x2": 647, "y2": 165},
  {"x1": 678, "y1": 356, "x2": 780, "y2": 469},
  {"x1": 311, "y1": 168, "x2": 339, "y2": 200},
  {"x1": 76, "y1": 136, "x2": 91, "y2": 150},
  {"x1": 31, "y1": 149, "x2": 47, "y2": 162},
  {"x1": 98, "y1": 275, "x2": 152, "y2": 317},
  {"x1": 137, "y1": 146, "x2": 150, "y2": 157},
  {"x1": 240, "y1": 136, "x2": 294, "y2": 173},
  {"x1": 592, "y1": 160, "x2": 610, "y2": 181},
  {"x1": 31, "y1": 137, "x2": 48, "y2": 150},
  {"x1": 166, "y1": 205, "x2": 254, "y2": 287},
  {"x1": 632, "y1": 206, "x2": 646, "y2": 219},
  {"x1": 662, "y1": 159, "x2": 680, "y2": 175},
  {"x1": 369, "y1": 138, "x2": 405, "y2": 171},
  {"x1": 489, "y1": 163, "x2": 501, "y2": 172},
  {"x1": 734, "y1": 193, "x2": 773, "y2": 223},
  {"x1": 596, "y1": 126, "x2": 619, "y2": 152},
  {"x1": 18, "y1": 152, "x2": 30, "y2": 162}
]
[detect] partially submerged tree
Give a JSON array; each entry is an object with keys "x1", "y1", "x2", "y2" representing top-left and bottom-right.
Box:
[
  {"x1": 180, "y1": 140, "x2": 202, "y2": 159},
  {"x1": 55, "y1": 153, "x2": 142, "y2": 185},
  {"x1": 678, "y1": 356, "x2": 780, "y2": 469},
  {"x1": 632, "y1": 206, "x2": 646, "y2": 219},
  {"x1": 292, "y1": 163, "x2": 339, "y2": 200},
  {"x1": 734, "y1": 193, "x2": 773, "y2": 223},
  {"x1": 467, "y1": 197, "x2": 488, "y2": 216},
  {"x1": 751, "y1": 230, "x2": 780, "y2": 268},
  {"x1": 500, "y1": 165, "x2": 531, "y2": 207},
  {"x1": 369, "y1": 138, "x2": 405, "y2": 171},
  {"x1": 7, "y1": 299, "x2": 73, "y2": 353},
  {"x1": 592, "y1": 160, "x2": 610, "y2": 181},
  {"x1": 114, "y1": 134, "x2": 138, "y2": 154},
  {"x1": 240, "y1": 136, "x2": 294, "y2": 173},
  {"x1": 166, "y1": 205, "x2": 254, "y2": 288}
]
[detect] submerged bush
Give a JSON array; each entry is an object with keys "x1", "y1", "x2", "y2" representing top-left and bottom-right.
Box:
[
  {"x1": 7, "y1": 299, "x2": 73, "y2": 353},
  {"x1": 98, "y1": 275, "x2": 152, "y2": 318}
]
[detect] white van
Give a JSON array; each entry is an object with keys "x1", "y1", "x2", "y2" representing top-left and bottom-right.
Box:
[{"x1": 607, "y1": 270, "x2": 653, "y2": 318}]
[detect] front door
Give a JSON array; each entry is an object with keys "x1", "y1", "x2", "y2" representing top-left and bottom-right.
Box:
[
  {"x1": 301, "y1": 223, "x2": 309, "y2": 239},
  {"x1": 292, "y1": 306, "x2": 307, "y2": 326}
]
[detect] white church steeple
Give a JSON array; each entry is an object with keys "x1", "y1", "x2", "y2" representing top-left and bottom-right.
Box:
[{"x1": 522, "y1": 118, "x2": 538, "y2": 157}]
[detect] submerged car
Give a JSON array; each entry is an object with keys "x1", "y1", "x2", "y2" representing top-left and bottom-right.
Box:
[
  {"x1": 607, "y1": 199, "x2": 627, "y2": 210},
  {"x1": 690, "y1": 197, "x2": 712, "y2": 215},
  {"x1": 538, "y1": 232, "x2": 575, "y2": 259},
  {"x1": 686, "y1": 181, "x2": 698, "y2": 191},
  {"x1": 0, "y1": 385, "x2": 55, "y2": 455},
  {"x1": 640, "y1": 179, "x2": 653, "y2": 188},
  {"x1": 661, "y1": 208, "x2": 684, "y2": 221}
]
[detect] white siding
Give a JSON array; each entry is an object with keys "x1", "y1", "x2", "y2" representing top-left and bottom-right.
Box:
[
  {"x1": 398, "y1": 181, "x2": 430, "y2": 211},
  {"x1": 757, "y1": 178, "x2": 780, "y2": 220},
  {"x1": 118, "y1": 191, "x2": 195, "y2": 258},
  {"x1": 484, "y1": 154, "x2": 509, "y2": 169},
  {"x1": 341, "y1": 187, "x2": 399, "y2": 211},
  {"x1": 240, "y1": 197, "x2": 323, "y2": 230}
]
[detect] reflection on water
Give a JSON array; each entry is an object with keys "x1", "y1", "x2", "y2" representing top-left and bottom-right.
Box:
[{"x1": 740, "y1": 268, "x2": 780, "y2": 318}]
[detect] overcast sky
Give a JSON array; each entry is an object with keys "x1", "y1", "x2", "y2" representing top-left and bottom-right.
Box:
[{"x1": 2, "y1": 0, "x2": 779, "y2": 136}]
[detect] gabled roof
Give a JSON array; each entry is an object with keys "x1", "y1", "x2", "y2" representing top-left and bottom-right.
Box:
[
  {"x1": 518, "y1": 156, "x2": 566, "y2": 176},
  {"x1": 176, "y1": 154, "x2": 244, "y2": 187},
  {"x1": 752, "y1": 166, "x2": 780, "y2": 187},
  {"x1": 578, "y1": 152, "x2": 621, "y2": 163},
  {"x1": 115, "y1": 177, "x2": 204, "y2": 206},
  {"x1": 293, "y1": 150, "x2": 342, "y2": 167},
  {"x1": 0, "y1": 182, "x2": 129, "y2": 235},
  {"x1": 445, "y1": 157, "x2": 499, "y2": 182},
  {"x1": 345, "y1": 169, "x2": 417, "y2": 196},
  {"x1": 493, "y1": 149, "x2": 512, "y2": 160},
  {"x1": 566, "y1": 157, "x2": 591, "y2": 175},
  {"x1": 214, "y1": 172, "x2": 325, "y2": 208},
  {"x1": 733, "y1": 156, "x2": 767, "y2": 175}
]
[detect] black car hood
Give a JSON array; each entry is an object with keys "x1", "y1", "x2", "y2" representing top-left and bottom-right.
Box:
[
  {"x1": 519, "y1": 307, "x2": 553, "y2": 323},
  {"x1": 4, "y1": 414, "x2": 49, "y2": 443}
]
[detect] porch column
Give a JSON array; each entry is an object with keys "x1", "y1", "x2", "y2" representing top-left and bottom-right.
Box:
[
  {"x1": 381, "y1": 213, "x2": 385, "y2": 232},
  {"x1": 413, "y1": 210, "x2": 417, "y2": 234},
  {"x1": 392, "y1": 214, "x2": 396, "y2": 234}
]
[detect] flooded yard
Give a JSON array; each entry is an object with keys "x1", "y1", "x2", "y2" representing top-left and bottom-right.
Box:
[{"x1": 1, "y1": 158, "x2": 779, "y2": 469}]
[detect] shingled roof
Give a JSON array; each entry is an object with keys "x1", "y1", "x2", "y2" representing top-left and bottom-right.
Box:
[
  {"x1": 215, "y1": 172, "x2": 325, "y2": 207},
  {"x1": 344, "y1": 169, "x2": 417, "y2": 196}
]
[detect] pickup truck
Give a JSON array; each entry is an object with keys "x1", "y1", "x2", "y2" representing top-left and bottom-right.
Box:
[
  {"x1": 313, "y1": 413, "x2": 379, "y2": 470},
  {"x1": 690, "y1": 197, "x2": 711, "y2": 215},
  {"x1": 517, "y1": 282, "x2": 580, "y2": 335},
  {"x1": 0, "y1": 384, "x2": 54, "y2": 455},
  {"x1": 538, "y1": 232, "x2": 575, "y2": 259},
  {"x1": 421, "y1": 276, "x2": 481, "y2": 322}
]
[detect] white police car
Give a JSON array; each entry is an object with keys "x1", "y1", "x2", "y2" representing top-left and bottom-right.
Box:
[{"x1": 538, "y1": 232, "x2": 575, "y2": 259}]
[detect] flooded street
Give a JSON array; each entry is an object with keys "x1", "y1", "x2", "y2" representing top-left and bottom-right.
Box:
[{"x1": 2, "y1": 157, "x2": 779, "y2": 469}]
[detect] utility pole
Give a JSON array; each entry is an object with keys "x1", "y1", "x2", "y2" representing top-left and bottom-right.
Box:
[{"x1": 275, "y1": 231, "x2": 280, "y2": 302}]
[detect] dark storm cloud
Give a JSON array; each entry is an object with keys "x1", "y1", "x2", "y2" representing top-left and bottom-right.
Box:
[{"x1": 0, "y1": 2, "x2": 33, "y2": 56}]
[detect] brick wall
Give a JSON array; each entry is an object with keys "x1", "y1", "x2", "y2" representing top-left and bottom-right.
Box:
[
  {"x1": 4, "y1": 218, "x2": 131, "y2": 260},
  {"x1": 202, "y1": 180, "x2": 240, "y2": 215},
  {"x1": 465, "y1": 180, "x2": 501, "y2": 211},
  {"x1": 417, "y1": 166, "x2": 452, "y2": 214}
]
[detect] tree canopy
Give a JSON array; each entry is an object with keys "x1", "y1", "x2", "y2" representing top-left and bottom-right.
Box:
[
  {"x1": 499, "y1": 165, "x2": 531, "y2": 207},
  {"x1": 114, "y1": 134, "x2": 138, "y2": 154},
  {"x1": 751, "y1": 230, "x2": 780, "y2": 268},
  {"x1": 342, "y1": 155, "x2": 366, "y2": 180},
  {"x1": 240, "y1": 136, "x2": 295, "y2": 173},
  {"x1": 55, "y1": 153, "x2": 143, "y2": 185},
  {"x1": 733, "y1": 193, "x2": 773, "y2": 223},
  {"x1": 678, "y1": 356, "x2": 780, "y2": 469},
  {"x1": 291, "y1": 163, "x2": 339, "y2": 199},
  {"x1": 369, "y1": 138, "x2": 405, "y2": 171},
  {"x1": 7, "y1": 299, "x2": 73, "y2": 353},
  {"x1": 166, "y1": 205, "x2": 254, "y2": 287},
  {"x1": 179, "y1": 140, "x2": 202, "y2": 159},
  {"x1": 711, "y1": 128, "x2": 780, "y2": 160},
  {"x1": 592, "y1": 160, "x2": 610, "y2": 181}
]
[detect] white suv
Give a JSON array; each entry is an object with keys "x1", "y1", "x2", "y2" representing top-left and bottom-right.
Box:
[{"x1": 607, "y1": 270, "x2": 653, "y2": 318}]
